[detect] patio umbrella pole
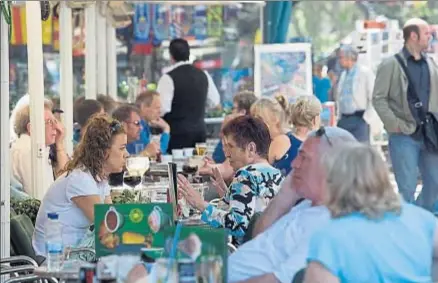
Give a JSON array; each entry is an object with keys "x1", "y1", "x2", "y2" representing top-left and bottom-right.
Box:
[
  {"x1": 85, "y1": 3, "x2": 97, "y2": 99},
  {"x1": 0, "y1": 6, "x2": 11, "y2": 260},
  {"x1": 26, "y1": 1, "x2": 49, "y2": 200},
  {"x1": 59, "y1": 2, "x2": 74, "y2": 155}
]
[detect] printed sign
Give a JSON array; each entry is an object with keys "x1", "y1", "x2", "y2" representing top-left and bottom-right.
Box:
[{"x1": 94, "y1": 203, "x2": 174, "y2": 257}]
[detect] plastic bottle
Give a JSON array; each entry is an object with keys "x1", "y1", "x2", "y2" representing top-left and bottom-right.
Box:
[{"x1": 45, "y1": 212, "x2": 63, "y2": 271}]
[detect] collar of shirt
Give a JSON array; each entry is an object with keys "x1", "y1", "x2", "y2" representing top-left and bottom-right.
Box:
[
  {"x1": 163, "y1": 60, "x2": 192, "y2": 73},
  {"x1": 402, "y1": 47, "x2": 427, "y2": 62}
]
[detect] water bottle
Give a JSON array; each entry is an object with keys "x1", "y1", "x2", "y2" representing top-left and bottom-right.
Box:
[{"x1": 45, "y1": 212, "x2": 63, "y2": 271}]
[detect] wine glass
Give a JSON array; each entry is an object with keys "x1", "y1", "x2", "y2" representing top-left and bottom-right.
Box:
[{"x1": 124, "y1": 157, "x2": 150, "y2": 190}]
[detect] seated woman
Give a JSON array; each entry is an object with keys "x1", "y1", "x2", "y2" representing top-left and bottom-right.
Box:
[
  {"x1": 304, "y1": 143, "x2": 438, "y2": 283},
  {"x1": 32, "y1": 114, "x2": 128, "y2": 257},
  {"x1": 251, "y1": 95, "x2": 321, "y2": 176},
  {"x1": 178, "y1": 116, "x2": 284, "y2": 245}
]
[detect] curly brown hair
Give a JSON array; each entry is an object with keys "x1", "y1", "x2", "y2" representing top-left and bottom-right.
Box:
[{"x1": 63, "y1": 114, "x2": 125, "y2": 181}]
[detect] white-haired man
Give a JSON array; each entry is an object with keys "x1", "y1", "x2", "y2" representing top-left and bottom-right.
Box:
[
  {"x1": 373, "y1": 18, "x2": 438, "y2": 212},
  {"x1": 228, "y1": 127, "x2": 357, "y2": 283}
]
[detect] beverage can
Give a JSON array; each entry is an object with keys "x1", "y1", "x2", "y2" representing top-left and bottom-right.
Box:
[
  {"x1": 79, "y1": 265, "x2": 97, "y2": 283},
  {"x1": 178, "y1": 258, "x2": 197, "y2": 283}
]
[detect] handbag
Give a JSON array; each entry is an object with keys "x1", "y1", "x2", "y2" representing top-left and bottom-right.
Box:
[{"x1": 395, "y1": 54, "x2": 438, "y2": 153}]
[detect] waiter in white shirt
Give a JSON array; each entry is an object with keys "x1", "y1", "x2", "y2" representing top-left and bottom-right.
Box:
[{"x1": 157, "y1": 38, "x2": 220, "y2": 153}]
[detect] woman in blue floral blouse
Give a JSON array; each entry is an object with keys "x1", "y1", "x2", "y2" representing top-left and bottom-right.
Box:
[{"x1": 178, "y1": 116, "x2": 284, "y2": 245}]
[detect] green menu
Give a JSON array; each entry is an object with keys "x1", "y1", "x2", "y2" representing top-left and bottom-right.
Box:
[{"x1": 94, "y1": 203, "x2": 174, "y2": 257}]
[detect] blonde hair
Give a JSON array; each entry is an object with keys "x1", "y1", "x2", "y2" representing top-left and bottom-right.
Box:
[
  {"x1": 289, "y1": 95, "x2": 322, "y2": 129},
  {"x1": 323, "y1": 143, "x2": 401, "y2": 219},
  {"x1": 14, "y1": 100, "x2": 53, "y2": 137},
  {"x1": 250, "y1": 97, "x2": 287, "y2": 130}
]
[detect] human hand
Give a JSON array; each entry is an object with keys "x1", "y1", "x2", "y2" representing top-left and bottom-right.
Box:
[
  {"x1": 150, "y1": 118, "x2": 170, "y2": 133},
  {"x1": 177, "y1": 174, "x2": 206, "y2": 212},
  {"x1": 55, "y1": 120, "x2": 65, "y2": 146},
  {"x1": 212, "y1": 167, "x2": 227, "y2": 198},
  {"x1": 143, "y1": 141, "x2": 160, "y2": 158}
]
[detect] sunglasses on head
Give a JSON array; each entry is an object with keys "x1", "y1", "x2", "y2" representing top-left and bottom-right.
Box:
[
  {"x1": 315, "y1": 126, "x2": 333, "y2": 146},
  {"x1": 110, "y1": 120, "x2": 122, "y2": 133}
]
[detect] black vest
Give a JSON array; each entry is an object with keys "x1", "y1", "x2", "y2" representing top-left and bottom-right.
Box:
[{"x1": 163, "y1": 64, "x2": 209, "y2": 135}]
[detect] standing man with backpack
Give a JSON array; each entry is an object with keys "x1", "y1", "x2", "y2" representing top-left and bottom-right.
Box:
[{"x1": 373, "y1": 18, "x2": 438, "y2": 211}]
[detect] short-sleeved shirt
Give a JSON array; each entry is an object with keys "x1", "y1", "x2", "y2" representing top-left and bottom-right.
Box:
[
  {"x1": 126, "y1": 120, "x2": 170, "y2": 155},
  {"x1": 307, "y1": 202, "x2": 437, "y2": 283},
  {"x1": 201, "y1": 163, "x2": 284, "y2": 245},
  {"x1": 32, "y1": 169, "x2": 110, "y2": 256}
]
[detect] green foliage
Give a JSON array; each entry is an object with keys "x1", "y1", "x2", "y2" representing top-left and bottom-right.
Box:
[
  {"x1": 111, "y1": 189, "x2": 139, "y2": 204},
  {"x1": 11, "y1": 198, "x2": 41, "y2": 225}
]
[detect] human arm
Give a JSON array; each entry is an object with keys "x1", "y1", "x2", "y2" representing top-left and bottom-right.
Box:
[
  {"x1": 156, "y1": 74, "x2": 174, "y2": 116},
  {"x1": 67, "y1": 172, "x2": 107, "y2": 222},
  {"x1": 304, "y1": 262, "x2": 340, "y2": 283},
  {"x1": 71, "y1": 195, "x2": 103, "y2": 222},
  {"x1": 236, "y1": 274, "x2": 279, "y2": 283},
  {"x1": 204, "y1": 71, "x2": 221, "y2": 109},
  {"x1": 200, "y1": 170, "x2": 256, "y2": 238},
  {"x1": 253, "y1": 173, "x2": 300, "y2": 237},
  {"x1": 53, "y1": 121, "x2": 69, "y2": 177},
  {"x1": 372, "y1": 59, "x2": 401, "y2": 133}
]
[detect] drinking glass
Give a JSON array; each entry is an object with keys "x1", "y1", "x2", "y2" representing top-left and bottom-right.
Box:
[
  {"x1": 155, "y1": 258, "x2": 178, "y2": 283},
  {"x1": 195, "y1": 143, "x2": 207, "y2": 156},
  {"x1": 135, "y1": 144, "x2": 145, "y2": 156},
  {"x1": 197, "y1": 255, "x2": 223, "y2": 283},
  {"x1": 124, "y1": 157, "x2": 150, "y2": 190}
]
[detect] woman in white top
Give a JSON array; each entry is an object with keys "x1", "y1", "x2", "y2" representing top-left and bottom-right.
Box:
[{"x1": 32, "y1": 114, "x2": 128, "y2": 256}]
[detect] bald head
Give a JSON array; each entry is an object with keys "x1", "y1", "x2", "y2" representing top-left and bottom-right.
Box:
[
  {"x1": 404, "y1": 18, "x2": 429, "y2": 29},
  {"x1": 308, "y1": 126, "x2": 357, "y2": 154},
  {"x1": 403, "y1": 18, "x2": 431, "y2": 51}
]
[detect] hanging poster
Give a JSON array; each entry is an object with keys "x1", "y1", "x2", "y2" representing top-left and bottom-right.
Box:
[
  {"x1": 152, "y1": 4, "x2": 170, "y2": 44},
  {"x1": 207, "y1": 6, "x2": 223, "y2": 38},
  {"x1": 134, "y1": 4, "x2": 150, "y2": 43},
  {"x1": 169, "y1": 5, "x2": 185, "y2": 39},
  {"x1": 254, "y1": 43, "x2": 312, "y2": 101},
  {"x1": 192, "y1": 5, "x2": 208, "y2": 40}
]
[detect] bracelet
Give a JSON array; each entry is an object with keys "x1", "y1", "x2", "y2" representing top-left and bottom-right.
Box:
[{"x1": 56, "y1": 147, "x2": 65, "y2": 152}]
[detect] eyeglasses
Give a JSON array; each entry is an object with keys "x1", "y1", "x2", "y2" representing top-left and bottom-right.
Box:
[
  {"x1": 110, "y1": 120, "x2": 122, "y2": 133},
  {"x1": 315, "y1": 126, "x2": 332, "y2": 146},
  {"x1": 127, "y1": 120, "x2": 141, "y2": 127}
]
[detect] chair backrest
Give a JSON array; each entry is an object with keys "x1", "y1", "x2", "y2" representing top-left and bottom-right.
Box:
[
  {"x1": 10, "y1": 214, "x2": 37, "y2": 261},
  {"x1": 242, "y1": 212, "x2": 262, "y2": 244}
]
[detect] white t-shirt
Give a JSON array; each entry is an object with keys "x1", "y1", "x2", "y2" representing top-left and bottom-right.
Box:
[
  {"x1": 32, "y1": 169, "x2": 110, "y2": 256},
  {"x1": 228, "y1": 200, "x2": 330, "y2": 283},
  {"x1": 10, "y1": 134, "x2": 54, "y2": 198}
]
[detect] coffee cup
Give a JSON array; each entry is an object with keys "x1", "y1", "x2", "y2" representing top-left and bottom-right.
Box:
[
  {"x1": 172, "y1": 149, "x2": 184, "y2": 160},
  {"x1": 183, "y1": 148, "x2": 195, "y2": 157},
  {"x1": 148, "y1": 206, "x2": 170, "y2": 233},
  {"x1": 105, "y1": 206, "x2": 124, "y2": 233}
]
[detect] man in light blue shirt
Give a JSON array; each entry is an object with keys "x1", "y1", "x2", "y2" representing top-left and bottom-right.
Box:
[
  {"x1": 228, "y1": 127, "x2": 357, "y2": 283},
  {"x1": 127, "y1": 90, "x2": 170, "y2": 157}
]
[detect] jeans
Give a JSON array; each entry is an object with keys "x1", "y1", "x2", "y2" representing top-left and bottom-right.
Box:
[
  {"x1": 389, "y1": 133, "x2": 438, "y2": 211},
  {"x1": 337, "y1": 115, "x2": 370, "y2": 143}
]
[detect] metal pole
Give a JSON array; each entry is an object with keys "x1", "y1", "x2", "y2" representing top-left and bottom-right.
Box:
[
  {"x1": 59, "y1": 2, "x2": 74, "y2": 156},
  {"x1": 0, "y1": 6, "x2": 11, "y2": 260},
  {"x1": 97, "y1": 6, "x2": 107, "y2": 95},
  {"x1": 26, "y1": 1, "x2": 48, "y2": 200},
  {"x1": 85, "y1": 3, "x2": 97, "y2": 99},
  {"x1": 107, "y1": 24, "x2": 118, "y2": 100}
]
